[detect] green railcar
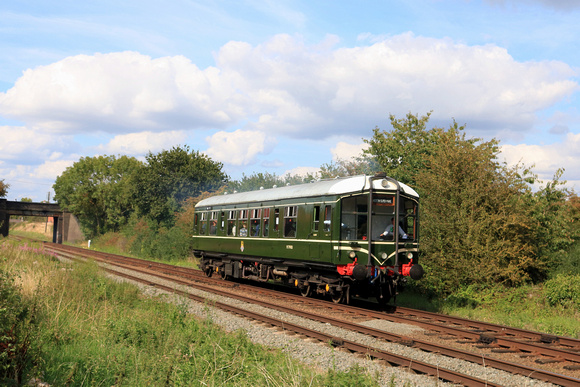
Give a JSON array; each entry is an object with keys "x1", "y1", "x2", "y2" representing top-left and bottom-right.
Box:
[{"x1": 192, "y1": 173, "x2": 424, "y2": 304}]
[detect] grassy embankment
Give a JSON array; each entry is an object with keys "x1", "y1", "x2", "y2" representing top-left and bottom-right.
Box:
[{"x1": 1, "y1": 237, "x2": 384, "y2": 386}]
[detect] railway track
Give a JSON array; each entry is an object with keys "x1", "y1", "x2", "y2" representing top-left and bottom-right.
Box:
[
  {"x1": 31, "y1": 240, "x2": 579, "y2": 386},
  {"x1": 40, "y1": 243, "x2": 580, "y2": 366}
]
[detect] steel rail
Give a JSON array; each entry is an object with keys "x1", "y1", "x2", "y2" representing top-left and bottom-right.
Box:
[{"x1": 394, "y1": 306, "x2": 580, "y2": 350}]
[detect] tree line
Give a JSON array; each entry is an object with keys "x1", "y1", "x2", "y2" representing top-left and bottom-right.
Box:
[{"x1": 36, "y1": 113, "x2": 580, "y2": 295}]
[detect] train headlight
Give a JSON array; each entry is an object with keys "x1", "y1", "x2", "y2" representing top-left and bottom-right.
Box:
[
  {"x1": 381, "y1": 252, "x2": 387, "y2": 260},
  {"x1": 407, "y1": 252, "x2": 414, "y2": 260},
  {"x1": 349, "y1": 251, "x2": 356, "y2": 259}
]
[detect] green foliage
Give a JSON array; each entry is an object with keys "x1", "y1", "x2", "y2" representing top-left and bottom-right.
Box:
[
  {"x1": 0, "y1": 179, "x2": 8, "y2": 198},
  {"x1": 543, "y1": 274, "x2": 580, "y2": 309},
  {"x1": 113, "y1": 215, "x2": 193, "y2": 261},
  {"x1": 281, "y1": 171, "x2": 319, "y2": 186},
  {"x1": 322, "y1": 364, "x2": 379, "y2": 386},
  {"x1": 226, "y1": 171, "x2": 283, "y2": 193},
  {"x1": 0, "y1": 269, "x2": 38, "y2": 385},
  {"x1": 226, "y1": 171, "x2": 322, "y2": 194},
  {"x1": 133, "y1": 145, "x2": 227, "y2": 226},
  {"x1": 319, "y1": 156, "x2": 380, "y2": 178},
  {"x1": 551, "y1": 240, "x2": 580, "y2": 277},
  {"x1": 363, "y1": 111, "x2": 451, "y2": 187},
  {"x1": 526, "y1": 169, "x2": 578, "y2": 273},
  {"x1": 53, "y1": 155, "x2": 143, "y2": 238},
  {"x1": 418, "y1": 128, "x2": 540, "y2": 292}
]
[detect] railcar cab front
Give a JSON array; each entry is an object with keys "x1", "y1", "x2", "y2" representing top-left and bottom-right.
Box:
[{"x1": 335, "y1": 174, "x2": 423, "y2": 303}]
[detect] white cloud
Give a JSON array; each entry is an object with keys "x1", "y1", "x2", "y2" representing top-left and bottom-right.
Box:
[
  {"x1": 96, "y1": 130, "x2": 188, "y2": 155},
  {"x1": 31, "y1": 159, "x2": 76, "y2": 181},
  {"x1": 331, "y1": 141, "x2": 369, "y2": 161},
  {"x1": 485, "y1": 0, "x2": 580, "y2": 11},
  {"x1": 0, "y1": 52, "x2": 241, "y2": 133},
  {"x1": 0, "y1": 34, "x2": 576, "y2": 142},
  {"x1": 205, "y1": 129, "x2": 277, "y2": 166},
  {"x1": 217, "y1": 33, "x2": 578, "y2": 138},
  {"x1": 0, "y1": 126, "x2": 73, "y2": 161},
  {"x1": 500, "y1": 133, "x2": 580, "y2": 189}
]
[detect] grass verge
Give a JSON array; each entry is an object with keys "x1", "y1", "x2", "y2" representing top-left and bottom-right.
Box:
[{"x1": 0, "y1": 238, "x2": 381, "y2": 386}]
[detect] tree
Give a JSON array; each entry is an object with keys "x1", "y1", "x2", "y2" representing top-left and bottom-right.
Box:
[
  {"x1": 133, "y1": 146, "x2": 227, "y2": 226},
  {"x1": 363, "y1": 111, "x2": 456, "y2": 187},
  {"x1": 319, "y1": 156, "x2": 380, "y2": 179},
  {"x1": 227, "y1": 172, "x2": 283, "y2": 193},
  {"x1": 53, "y1": 155, "x2": 143, "y2": 238},
  {"x1": 363, "y1": 112, "x2": 572, "y2": 294},
  {"x1": 0, "y1": 179, "x2": 8, "y2": 198},
  {"x1": 416, "y1": 127, "x2": 538, "y2": 293},
  {"x1": 526, "y1": 169, "x2": 578, "y2": 273}
]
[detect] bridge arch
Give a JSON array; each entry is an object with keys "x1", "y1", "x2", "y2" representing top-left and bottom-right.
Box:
[{"x1": 0, "y1": 199, "x2": 83, "y2": 243}]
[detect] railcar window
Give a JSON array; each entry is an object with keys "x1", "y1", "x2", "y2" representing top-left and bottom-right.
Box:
[
  {"x1": 341, "y1": 196, "x2": 368, "y2": 240},
  {"x1": 200, "y1": 212, "x2": 208, "y2": 234},
  {"x1": 323, "y1": 205, "x2": 331, "y2": 232},
  {"x1": 274, "y1": 209, "x2": 279, "y2": 234},
  {"x1": 238, "y1": 210, "x2": 248, "y2": 237},
  {"x1": 401, "y1": 198, "x2": 418, "y2": 240},
  {"x1": 227, "y1": 211, "x2": 237, "y2": 236},
  {"x1": 262, "y1": 208, "x2": 270, "y2": 237},
  {"x1": 209, "y1": 211, "x2": 218, "y2": 235},
  {"x1": 220, "y1": 211, "x2": 225, "y2": 233},
  {"x1": 250, "y1": 209, "x2": 261, "y2": 237},
  {"x1": 371, "y1": 194, "x2": 395, "y2": 240},
  {"x1": 284, "y1": 206, "x2": 297, "y2": 237},
  {"x1": 313, "y1": 206, "x2": 320, "y2": 231}
]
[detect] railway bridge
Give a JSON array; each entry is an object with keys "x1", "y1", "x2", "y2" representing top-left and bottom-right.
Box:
[{"x1": 0, "y1": 199, "x2": 82, "y2": 243}]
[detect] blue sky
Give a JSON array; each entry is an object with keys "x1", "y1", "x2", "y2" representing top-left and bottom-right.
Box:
[{"x1": 1, "y1": 0, "x2": 579, "y2": 201}]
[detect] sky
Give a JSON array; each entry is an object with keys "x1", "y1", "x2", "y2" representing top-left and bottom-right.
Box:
[{"x1": 1, "y1": 0, "x2": 579, "y2": 202}]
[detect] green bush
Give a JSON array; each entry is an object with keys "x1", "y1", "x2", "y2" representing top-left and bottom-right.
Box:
[
  {"x1": 543, "y1": 274, "x2": 580, "y2": 308},
  {"x1": 120, "y1": 216, "x2": 192, "y2": 261},
  {"x1": 550, "y1": 242, "x2": 580, "y2": 277},
  {"x1": 0, "y1": 269, "x2": 39, "y2": 385}
]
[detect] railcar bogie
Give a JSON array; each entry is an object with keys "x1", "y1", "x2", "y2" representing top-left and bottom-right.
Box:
[{"x1": 192, "y1": 174, "x2": 424, "y2": 305}]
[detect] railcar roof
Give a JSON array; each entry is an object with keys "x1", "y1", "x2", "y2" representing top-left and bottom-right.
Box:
[{"x1": 195, "y1": 175, "x2": 418, "y2": 208}]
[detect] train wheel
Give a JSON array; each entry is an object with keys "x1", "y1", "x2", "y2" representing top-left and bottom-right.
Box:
[
  {"x1": 331, "y1": 289, "x2": 344, "y2": 304},
  {"x1": 299, "y1": 285, "x2": 311, "y2": 297},
  {"x1": 204, "y1": 267, "x2": 213, "y2": 278}
]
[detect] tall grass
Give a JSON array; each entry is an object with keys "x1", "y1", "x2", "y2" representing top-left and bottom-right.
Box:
[{"x1": 0, "y1": 239, "x2": 380, "y2": 386}]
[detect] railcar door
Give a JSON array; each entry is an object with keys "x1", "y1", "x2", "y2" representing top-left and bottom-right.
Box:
[
  {"x1": 309, "y1": 204, "x2": 333, "y2": 262},
  {"x1": 337, "y1": 194, "x2": 370, "y2": 265}
]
